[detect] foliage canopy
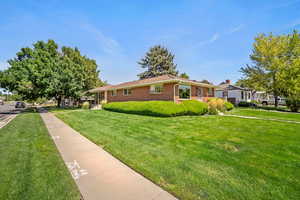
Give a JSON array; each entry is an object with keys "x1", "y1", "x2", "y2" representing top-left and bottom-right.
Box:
[{"x1": 0, "y1": 40, "x2": 103, "y2": 106}]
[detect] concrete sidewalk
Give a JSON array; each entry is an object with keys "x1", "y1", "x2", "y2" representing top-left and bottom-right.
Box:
[{"x1": 40, "y1": 112, "x2": 177, "y2": 200}]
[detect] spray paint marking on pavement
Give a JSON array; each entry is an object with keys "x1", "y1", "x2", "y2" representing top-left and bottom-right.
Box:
[
  {"x1": 51, "y1": 135, "x2": 60, "y2": 140},
  {"x1": 66, "y1": 160, "x2": 88, "y2": 180}
]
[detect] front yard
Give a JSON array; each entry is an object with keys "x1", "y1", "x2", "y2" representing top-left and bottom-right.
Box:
[
  {"x1": 0, "y1": 113, "x2": 80, "y2": 200},
  {"x1": 55, "y1": 109, "x2": 300, "y2": 200}
]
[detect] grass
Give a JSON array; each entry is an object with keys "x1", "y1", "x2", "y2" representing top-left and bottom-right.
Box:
[
  {"x1": 0, "y1": 113, "x2": 80, "y2": 200},
  {"x1": 55, "y1": 109, "x2": 300, "y2": 200},
  {"x1": 229, "y1": 108, "x2": 300, "y2": 122}
]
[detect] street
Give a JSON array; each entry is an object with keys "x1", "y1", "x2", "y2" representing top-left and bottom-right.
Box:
[{"x1": 0, "y1": 102, "x2": 21, "y2": 128}]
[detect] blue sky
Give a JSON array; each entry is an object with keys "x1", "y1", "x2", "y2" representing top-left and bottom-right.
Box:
[{"x1": 0, "y1": 0, "x2": 299, "y2": 85}]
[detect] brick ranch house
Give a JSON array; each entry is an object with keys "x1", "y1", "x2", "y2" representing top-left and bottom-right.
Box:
[{"x1": 89, "y1": 74, "x2": 217, "y2": 104}]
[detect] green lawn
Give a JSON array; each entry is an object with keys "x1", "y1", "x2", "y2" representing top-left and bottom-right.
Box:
[
  {"x1": 55, "y1": 109, "x2": 300, "y2": 200},
  {"x1": 0, "y1": 113, "x2": 81, "y2": 200},
  {"x1": 229, "y1": 108, "x2": 300, "y2": 122}
]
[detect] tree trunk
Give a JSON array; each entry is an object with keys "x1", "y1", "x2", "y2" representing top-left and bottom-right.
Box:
[
  {"x1": 57, "y1": 96, "x2": 62, "y2": 108},
  {"x1": 274, "y1": 95, "x2": 278, "y2": 108},
  {"x1": 273, "y1": 74, "x2": 279, "y2": 108}
]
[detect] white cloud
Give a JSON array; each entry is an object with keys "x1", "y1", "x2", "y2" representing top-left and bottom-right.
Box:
[
  {"x1": 80, "y1": 23, "x2": 121, "y2": 55},
  {"x1": 0, "y1": 61, "x2": 9, "y2": 71},
  {"x1": 196, "y1": 33, "x2": 220, "y2": 47},
  {"x1": 227, "y1": 24, "x2": 244, "y2": 34},
  {"x1": 210, "y1": 33, "x2": 220, "y2": 42}
]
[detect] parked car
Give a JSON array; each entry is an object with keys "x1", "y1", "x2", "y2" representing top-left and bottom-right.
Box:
[
  {"x1": 261, "y1": 96, "x2": 286, "y2": 106},
  {"x1": 253, "y1": 92, "x2": 286, "y2": 106},
  {"x1": 15, "y1": 102, "x2": 26, "y2": 108}
]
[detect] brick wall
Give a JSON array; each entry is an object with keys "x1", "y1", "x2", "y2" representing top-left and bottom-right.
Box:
[
  {"x1": 107, "y1": 83, "x2": 175, "y2": 102},
  {"x1": 106, "y1": 83, "x2": 214, "y2": 103}
]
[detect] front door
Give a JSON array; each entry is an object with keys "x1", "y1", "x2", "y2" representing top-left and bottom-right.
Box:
[{"x1": 196, "y1": 87, "x2": 203, "y2": 99}]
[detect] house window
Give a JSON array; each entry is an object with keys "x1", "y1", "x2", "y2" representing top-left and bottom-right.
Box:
[
  {"x1": 123, "y1": 88, "x2": 132, "y2": 96},
  {"x1": 150, "y1": 84, "x2": 163, "y2": 94},
  {"x1": 179, "y1": 85, "x2": 191, "y2": 99},
  {"x1": 208, "y1": 88, "x2": 213, "y2": 96},
  {"x1": 248, "y1": 92, "x2": 251, "y2": 99},
  {"x1": 111, "y1": 90, "x2": 117, "y2": 96},
  {"x1": 241, "y1": 91, "x2": 244, "y2": 99}
]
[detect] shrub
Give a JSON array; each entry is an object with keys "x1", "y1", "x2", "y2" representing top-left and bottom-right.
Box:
[
  {"x1": 208, "y1": 100, "x2": 219, "y2": 115},
  {"x1": 286, "y1": 98, "x2": 300, "y2": 112},
  {"x1": 238, "y1": 101, "x2": 256, "y2": 107},
  {"x1": 216, "y1": 98, "x2": 225, "y2": 112},
  {"x1": 224, "y1": 101, "x2": 234, "y2": 111},
  {"x1": 100, "y1": 100, "x2": 107, "y2": 105},
  {"x1": 81, "y1": 102, "x2": 90, "y2": 109},
  {"x1": 103, "y1": 100, "x2": 208, "y2": 117},
  {"x1": 207, "y1": 98, "x2": 229, "y2": 114},
  {"x1": 182, "y1": 100, "x2": 208, "y2": 115},
  {"x1": 251, "y1": 100, "x2": 260, "y2": 105}
]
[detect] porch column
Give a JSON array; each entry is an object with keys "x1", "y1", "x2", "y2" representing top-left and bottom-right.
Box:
[
  {"x1": 96, "y1": 92, "x2": 100, "y2": 105},
  {"x1": 104, "y1": 91, "x2": 107, "y2": 103}
]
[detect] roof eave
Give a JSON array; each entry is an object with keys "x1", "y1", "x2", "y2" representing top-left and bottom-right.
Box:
[{"x1": 89, "y1": 78, "x2": 218, "y2": 93}]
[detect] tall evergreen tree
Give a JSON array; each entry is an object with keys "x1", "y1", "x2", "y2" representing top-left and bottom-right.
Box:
[
  {"x1": 179, "y1": 72, "x2": 189, "y2": 79},
  {"x1": 138, "y1": 45, "x2": 178, "y2": 79}
]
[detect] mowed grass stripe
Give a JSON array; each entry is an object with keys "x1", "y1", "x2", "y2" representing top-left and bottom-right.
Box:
[
  {"x1": 0, "y1": 113, "x2": 80, "y2": 200},
  {"x1": 229, "y1": 108, "x2": 300, "y2": 122}
]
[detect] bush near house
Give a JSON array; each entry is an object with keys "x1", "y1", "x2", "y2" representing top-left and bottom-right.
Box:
[
  {"x1": 286, "y1": 98, "x2": 300, "y2": 112},
  {"x1": 102, "y1": 100, "x2": 208, "y2": 117},
  {"x1": 181, "y1": 100, "x2": 208, "y2": 115},
  {"x1": 81, "y1": 101, "x2": 90, "y2": 109},
  {"x1": 207, "y1": 98, "x2": 234, "y2": 114},
  {"x1": 238, "y1": 101, "x2": 257, "y2": 107},
  {"x1": 224, "y1": 101, "x2": 234, "y2": 111}
]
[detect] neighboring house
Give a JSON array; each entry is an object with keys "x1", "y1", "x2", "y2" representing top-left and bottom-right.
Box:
[
  {"x1": 89, "y1": 74, "x2": 217, "y2": 104},
  {"x1": 215, "y1": 80, "x2": 252, "y2": 105}
]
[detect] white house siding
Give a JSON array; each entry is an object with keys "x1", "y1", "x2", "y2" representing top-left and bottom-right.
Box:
[
  {"x1": 215, "y1": 89, "x2": 252, "y2": 104},
  {"x1": 215, "y1": 90, "x2": 223, "y2": 98},
  {"x1": 228, "y1": 90, "x2": 252, "y2": 103}
]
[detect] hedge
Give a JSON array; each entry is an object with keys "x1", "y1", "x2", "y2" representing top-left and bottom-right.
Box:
[
  {"x1": 224, "y1": 101, "x2": 234, "y2": 111},
  {"x1": 102, "y1": 100, "x2": 208, "y2": 117},
  {"x1": 238, "y1": 101, "x2": 257, "y2": 107},
  {"x1": 286, "y1": 98, "x2": 300, "y2": 112}
]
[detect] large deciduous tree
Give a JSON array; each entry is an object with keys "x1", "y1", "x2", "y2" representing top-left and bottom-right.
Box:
[
  {"x1": 276, "y1": 31, "x2": 300, "y2": 111},
  {"x1": 240, "y1": 32, "x2": 288, "y2": 107},
  {"x1": 239, "y1": 30, "x2": 300, "y2": 110},
  {"x1": 0, "y1": 40, "x2": 103, "y2": 107},
  {"x1": 138, "y1": 45, "x2": 178, "y2": 79}
]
